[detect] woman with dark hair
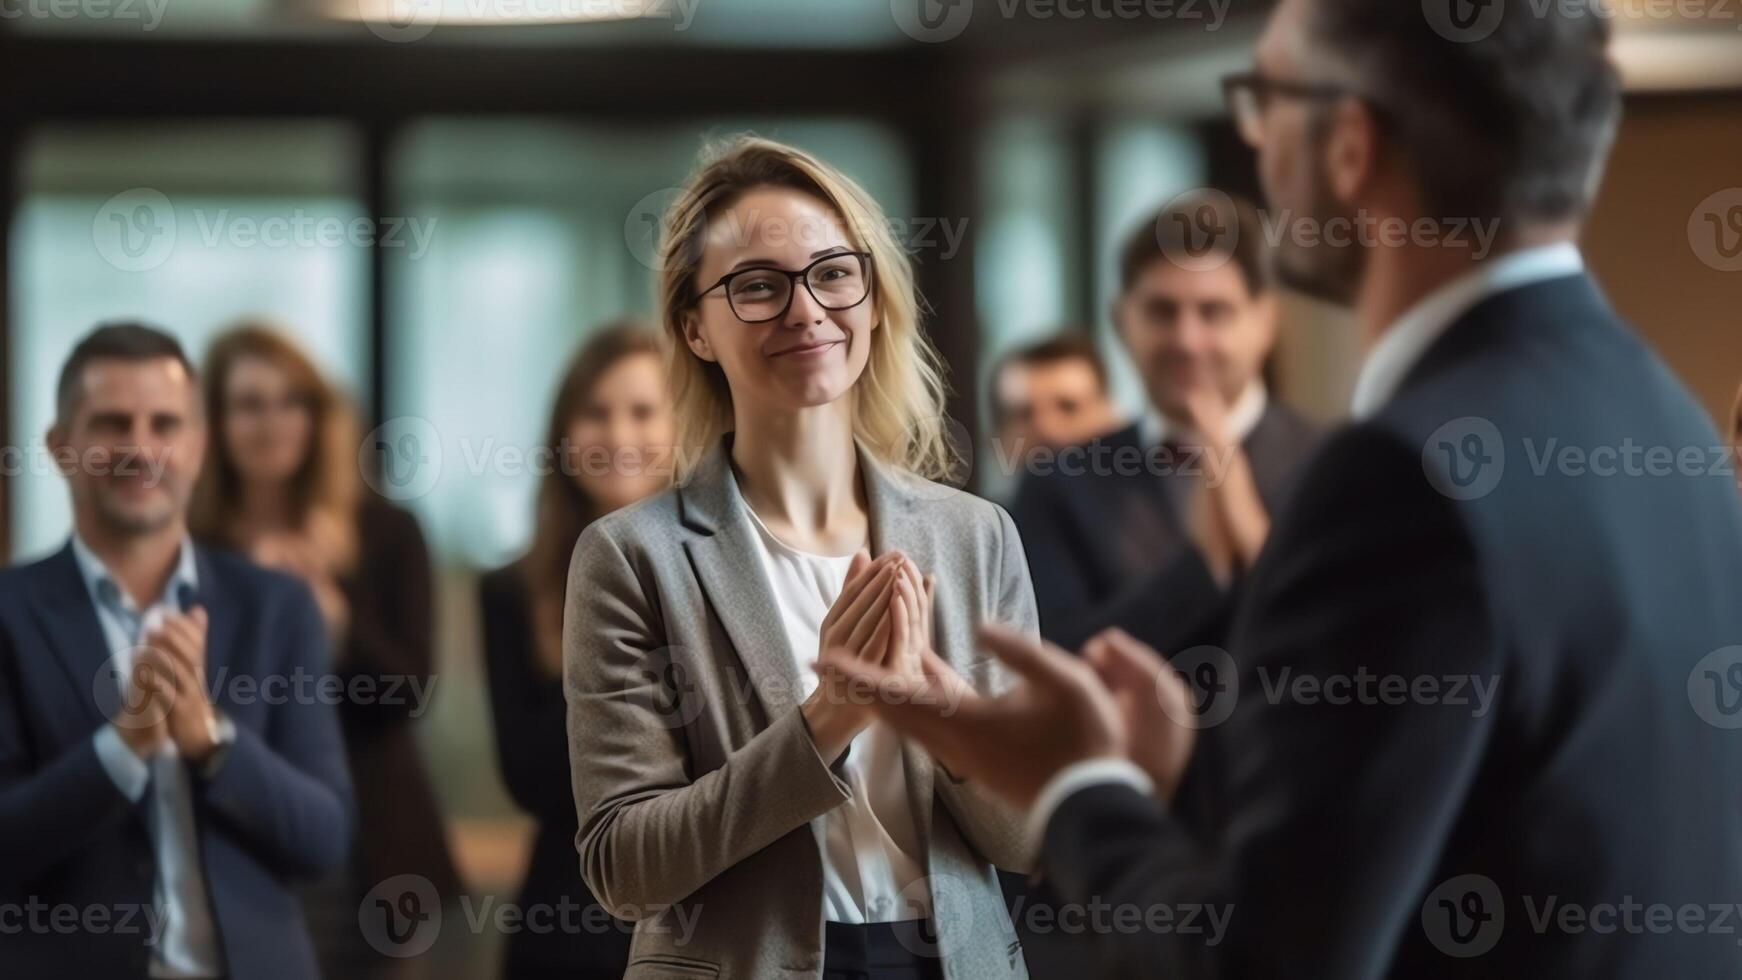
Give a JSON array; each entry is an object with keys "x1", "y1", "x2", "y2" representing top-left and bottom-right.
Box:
[
  {"x1": 191, "y1": 322, "x2": 460, "y2": 978},
  {"x1": 481, "y1": 321, "x2": 671, "y2": 980}
]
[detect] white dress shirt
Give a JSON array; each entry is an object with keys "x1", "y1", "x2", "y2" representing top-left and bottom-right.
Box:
[
  {"x1": 1138, "y1": 380, "x2": 1270, "y2": 449},
  {"x1": 1028, "y1": 243, "x2": 1588, "y2": 843},
  {"x1": 79, "y1": 534, "x2": 223, "y2": 979},
  {"x1": 1351, "y1": 242, "x2": 1585, "y2": 419},
  {"x1": 738, "y1": 492, "x2": 932, "y2": 924}
]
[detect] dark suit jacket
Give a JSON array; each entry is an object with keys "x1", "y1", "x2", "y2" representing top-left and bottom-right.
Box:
[
  {"x1": 480, "y1": 562, "x2": 631, "y2": 979},
  {"x1": 1011, "y1": 403, "x2": 1319, "y2": 652},
  {"x1": 333, "y1": 496, "x2": 460, "y2": 903},
  {"x1": 1041, "y1": 273, "x2": 1742, "y2": 978},
  {"x1": 0, "y1": 541, "x2": 355, "y2": 979}
]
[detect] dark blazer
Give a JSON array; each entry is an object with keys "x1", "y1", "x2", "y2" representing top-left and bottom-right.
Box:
[
  {"x1": 481, "y1": 562, "x2": 631, "y2": 980},
  {"x1": 1040, "y1": 273, "x2": 1742, "y2": 978},
  {"x1": 0, "y1": 541, "x2": 355, "y2": 979},
  {"x1": 333, "y1": 496, "x2": 460, "y2": 902},
  {"x1": 1011, "y1": 402, "x2": 1319, "y2": 652}
]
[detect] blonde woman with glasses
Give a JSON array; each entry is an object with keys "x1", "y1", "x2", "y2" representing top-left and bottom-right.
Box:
[{"x1": 563, "y1": 137, "x2": 1035, "y2": 980}]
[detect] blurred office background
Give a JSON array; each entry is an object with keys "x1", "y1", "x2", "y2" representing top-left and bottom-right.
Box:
[{"x1": 2, "y1": 1, "x2": 1738, "y2": 974}]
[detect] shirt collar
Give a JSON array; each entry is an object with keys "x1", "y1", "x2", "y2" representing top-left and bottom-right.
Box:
[
  {"x1": 1139, "y1": 379, "x2": 1269, "y2": 449},
  {"x1": 1350, "y1": 242, "x2": 1585, "y2": 420},
  {"x1": 70, "y1": 532, "x2": 200, "y2": 615}
]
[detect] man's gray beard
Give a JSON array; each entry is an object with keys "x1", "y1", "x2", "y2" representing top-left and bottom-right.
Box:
[{"x1": 92, "y1": 492, "x2": 178, "y2": 536}]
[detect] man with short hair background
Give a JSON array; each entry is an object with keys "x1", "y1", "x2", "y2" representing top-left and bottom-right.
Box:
[
  {"x1": 1012, "y1": 191, "x2": 1319, "y2": 652},
  {"x1": 0, "y1": 322, "x2": 353, "y2": 979}
]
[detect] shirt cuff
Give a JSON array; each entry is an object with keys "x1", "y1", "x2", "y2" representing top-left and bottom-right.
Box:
[
  {"x1": 92, "y1": 726, "x2": 151, "y2": 803},
  {"x1": 1026, "y1": 757, "x2": 1154, "y2": 855}
]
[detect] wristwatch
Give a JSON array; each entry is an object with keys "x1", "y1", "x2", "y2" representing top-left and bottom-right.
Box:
[{"x1": 199, "y1": 710, "x2": 237, "y2": 779}]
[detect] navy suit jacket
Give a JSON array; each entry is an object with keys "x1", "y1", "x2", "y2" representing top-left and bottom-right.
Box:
[
  {"x1": 1041, "y1": 274, "x2": 1742, "y2": 977},
  {"x1": 1012, "y1": 402, "x2": 1320, "y2": 651},
  {"x1": 0, "y1": 541, "x2": 355, "y2": 979}
]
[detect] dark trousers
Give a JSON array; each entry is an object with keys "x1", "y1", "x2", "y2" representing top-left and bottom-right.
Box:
[{"x1": 823, "y1": 920, "x2": 946, "y2": 980}]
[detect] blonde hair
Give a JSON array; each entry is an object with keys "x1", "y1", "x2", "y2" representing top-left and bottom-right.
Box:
[{"x1": 655, "y1": 135, "x2": 958, "y2": 484}]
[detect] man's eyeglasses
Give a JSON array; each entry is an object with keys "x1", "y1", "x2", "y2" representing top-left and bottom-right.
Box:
[
  {"x1": 696, "y1": 250, "x2": 873, "y2": 324},
  {"x1": 1221, "y1": 71, "x2": 1357, "y2": 147}
]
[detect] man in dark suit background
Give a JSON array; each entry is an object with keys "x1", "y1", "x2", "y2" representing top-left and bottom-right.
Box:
[
  {"x1": 826, "y1": 0, "x2": 1742, "y2": 977},
  {"x1": 1012, "y1": 193, "x2": 1318, "y2": 652},
  {"x1": 0, "y1": 323, "x2": 354, "y2": 978}
]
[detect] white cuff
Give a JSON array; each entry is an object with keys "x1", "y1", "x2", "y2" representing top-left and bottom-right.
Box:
[
  {"x1": 92, "y1": 726, "x2": 151, "y2": 802},
  {"x1": 1026, "y1": 757, "x2": 1154, "y2": 858}
]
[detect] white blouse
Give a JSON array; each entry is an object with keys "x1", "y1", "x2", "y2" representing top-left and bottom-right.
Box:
[{"x1": 738, "y1": 493, "x2": 932, "y2": 924}]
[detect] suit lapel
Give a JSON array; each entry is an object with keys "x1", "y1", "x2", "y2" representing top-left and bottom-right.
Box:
[
  {"x1": 679, "y1": 439, "x2": 806, "y2": 721},
  {"x1": 28, "y1": 544, "x2": 117, "y2": 728}
]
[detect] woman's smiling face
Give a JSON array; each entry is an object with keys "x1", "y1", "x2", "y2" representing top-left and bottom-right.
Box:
[{"x1": 682, "y1": 185, "x2": 877, "y2": 415}]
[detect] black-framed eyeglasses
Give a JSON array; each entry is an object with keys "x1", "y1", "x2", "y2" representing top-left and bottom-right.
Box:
[
  {"x1": 695, "y1": 250, "x2": 873, "y2": 324},
  {"x1": 1221, "y1": 71, "x2": 1357, "y2": 148}
]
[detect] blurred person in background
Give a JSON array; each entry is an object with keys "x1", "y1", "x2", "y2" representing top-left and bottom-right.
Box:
[
  {"x1": 480, "y1": 320, "x2": 670, "y2": 980},
  {"x1": 0, "y1": 322, "x2": 352, "y2": 979},
  {"x1": 190, "y1": 323, "x2": 459, "y2": 978},
  {"x1": 565, "y1": 137, "x2": 1035, "y2": 980},
  {"x1": 987, "y1": 334, "x2": 1124, "y2": 474},
  {"x1": 1731, "y1": 381, "x2": 1742, "y2": 496},
  {"x1": 1011, "y1": 192, "x2": 1318, "y2": 652}
]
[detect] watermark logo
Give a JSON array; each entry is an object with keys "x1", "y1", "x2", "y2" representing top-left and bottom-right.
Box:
[
  {"x1": 1423, "y1": 417, "x2": 1505, "y2": 501},
  {"x1": 1689, "y1": 646, "x2": 1742, "y2": 729},
  {"x1": 91, "y1": 646, "x2": 177, "y2": 731},
  {"x1": 624, "y1": 186, "x2": 688, "y2": 272},
  {"x1": 362, "y1": 416, "x2": 443, "y2": 501},
  {"x1": 1689, "y1": 188, "x2": 1742, "y2": 273},
  {"x1": 358, "y1": 0, "x2": 444, "y2": 42},
  {"x1": 891, "y1": 0, "x2": 975, "y2": 42},
  {"x1": 359, "y1": 874, "x2": 443, "y2": 957},
  {"x1": 93, "y1": 188, "x2": 177, "y2": 273},
  {"x1": 1424, "y1": 0, "x2": 1506, "y2": 43},
  {"x1": 1163, "y1": 645, "x2": 1238, "y2": 729},
  {"x1": 1422, "y1": 874, "x2": 1505, "y2": 957},
  {"x1": 1157, "y1": 189, "x2": 1239, "y2": 274}
]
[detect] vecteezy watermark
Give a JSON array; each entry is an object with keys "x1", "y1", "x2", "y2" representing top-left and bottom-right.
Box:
[
  {"x1": 1257, "y1": 667, "x2": 1501, "y2": 718},
  {"x1": 91, "y1": 189, "x2": 439, "y2": 272},
  {"x1": 1008, "y1": 895, "x2": 1234, "y2": 945},
  {"x1": 1689, "y1": 646, "x2": 1742, "y2": 729},
  {"x1": 1422, "y1": 417, "x2": 1507, "y2": 501},
  {"x1": 1421, "y1": 874, "x2": 1507, "y2": 957},
  {"x1": 1152, "y1": 189, "x2": 1504, "y2": 273},
  {"x1": 1425, "y1": 0, "x2": 1742, "y2": 45},
  {"x1": 890, "y1": 0, "x2": 1233, "y2": 43},
  {"x1": 1259, "y1": 210, "x2": 1502, "y2": 261},
  {"x1": 93, "y1": 189, "x2": 177, "y2": 273},
  {"x1": 94, "y1": 657, "x2": 441, "y2": 729},
  {"x1": 622, "y1": 190, "x2": 971, "y2": 272},
  {"x1": 0, "y1": 0, "x2": 169, "y2": 31},
  {"x1": 360, "y1": 419, "x2": 684, "y2": 502},
  {"x1": 1421, "y1": 418, "x2": 1742, "y2": 502},
  {"x1": 1689, "y1": 188, "x2": 1742, "y2": 273},
  {"x1": 0, "y1": 899, "x2": 170, "y2": 946},
  {"x1": 1, "y1": 438, "x2": 176, "y2": 485},
  {"x1": 1162, "y1": 645, "x2": 1240, "y2": 730},
  {"x1": 1423, "y1": 874, "x2": 1742, "y2": 958},
  {"x1": 357, "y1": 875, "x2": 701, "y2": 958},
  {"x1": 355, "y1": 0, "x2": 702, "y2": 44},
  {"x1": 990, "y1": 438, "x2": 1244, "y2": 487}
]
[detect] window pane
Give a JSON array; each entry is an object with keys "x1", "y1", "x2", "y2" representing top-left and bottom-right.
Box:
[
  {"x1": 386, "y1": 117, "x2": 910, "y2": 570},
  {"x1": 9, "y1": 122, "x2": 367, "y2": 560}
]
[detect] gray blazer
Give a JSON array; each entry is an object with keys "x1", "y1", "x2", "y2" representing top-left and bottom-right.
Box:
[{"x1": 564, "y1": 435, "x2": 1035, "y2": 980}]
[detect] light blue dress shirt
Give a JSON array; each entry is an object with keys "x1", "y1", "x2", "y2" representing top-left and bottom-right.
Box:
[{"x1": 77, "y1": 534, "x2": 223, "y2": 979}]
